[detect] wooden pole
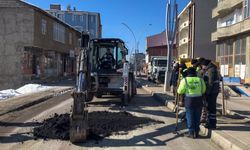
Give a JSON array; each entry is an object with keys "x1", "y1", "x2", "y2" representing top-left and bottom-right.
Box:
[{"x1": 221, "y1": 80, "x2": 226, "y2": 115}]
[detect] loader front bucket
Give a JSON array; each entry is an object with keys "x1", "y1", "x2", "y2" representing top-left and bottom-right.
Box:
[{"x1": 70, "y1": 92, "x2": 88, "y2": 143}]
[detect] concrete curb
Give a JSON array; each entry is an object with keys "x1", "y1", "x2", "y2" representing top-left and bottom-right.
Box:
[
  {"x1": 142, "y1": 85, "x2": 176, "y2": 111},
  {"x1": 0, "y1": 87, "x2": 73, "y2": 116},
  {"x1": 142, "y1": 85, "x2": 249, "y2": 150}
]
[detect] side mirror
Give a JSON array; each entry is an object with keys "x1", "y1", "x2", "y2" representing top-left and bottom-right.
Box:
[{"x1": 81, "y1": 32, "x2": 90, "y2": 48}]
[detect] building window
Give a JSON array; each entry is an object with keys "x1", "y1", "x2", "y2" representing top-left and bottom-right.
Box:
[
  {"x1": 41, "y1": 19, "x2": 47, "y2": 35},
  {"x1": 57, "y1": 14, "x2": 64, "y2": 21},
  {"x1": 235, "y1": 37, "x2": 246, "y2": 65},
  {"x1": 69, "y1": 33, "x2": 73, "y2": 45},
  {"x1": 75, "y1": 26, "x2": 83, "y2": 32},
  {"x1": 72, "y1": 14, "x2": 77, "y2": 22},
  {"x1": 244, "y1": 0, "x2": 250, "y2": 18},
  {"x1": 90, "y1": 15, "x2": 94, "y2": 23},
  {"x1": 217, "y1": 37, "x2": 247, "y2": 78},
  {"x1": 80, "y1": 15, "x2": 84, "y2": 22},
  {"x1": 53, "y1": 22, "x2": 65, "y2": 43}
]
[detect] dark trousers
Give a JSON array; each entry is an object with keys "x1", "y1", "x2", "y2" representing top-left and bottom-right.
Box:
[
  {"x1": 201, "y1": 97, "x2": 208, "y2": 122},
  {"x1": 186, "y1": 106, "x2": 202, "y2": 134},
  {"x1": 206, "y1": 93, "x2": 219, "y2": 127},
  {"x1": 172, "y1": 85, "x2": 177, "y2": 97}
]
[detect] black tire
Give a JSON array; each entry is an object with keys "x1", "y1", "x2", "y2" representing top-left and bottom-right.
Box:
[
  {"x1": 121, "y1": 93, "x2": 129, "y2": 106},
  {"x1": 95, "y1": 92, "x2": 102, "y2": 98},
  {"x1": 86, "y1": 92, "x2": 94, "y2": 102}
]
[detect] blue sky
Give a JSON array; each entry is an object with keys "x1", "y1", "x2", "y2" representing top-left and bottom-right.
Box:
[{"x1": 24, "y1": 0, "x2": 189, "y2": 54}]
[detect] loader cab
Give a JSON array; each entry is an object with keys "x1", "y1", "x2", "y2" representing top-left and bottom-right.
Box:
[{"x1": 90, "y1": 38, "x2": 128, "y2": 72}]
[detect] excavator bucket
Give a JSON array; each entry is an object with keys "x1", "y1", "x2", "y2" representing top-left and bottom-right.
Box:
[{"x1": 70, "y1": 92, "x2": 88, "y2": 143}]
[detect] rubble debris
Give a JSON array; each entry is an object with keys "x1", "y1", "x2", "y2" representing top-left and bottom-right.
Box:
[{"x1": 33, "y1": 111, "x2": 163, "y2": 141}]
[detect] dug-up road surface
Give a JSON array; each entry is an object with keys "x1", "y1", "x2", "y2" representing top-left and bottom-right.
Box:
[{"x1": 0, "y1": 88, "x2": 221, "y2": 150}]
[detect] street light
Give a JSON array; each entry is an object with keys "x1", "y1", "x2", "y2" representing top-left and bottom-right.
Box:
[
  {"x1": 121, "y1": 22, "x2": 137, "y2": 75},
  {"x1": 122, "y1": 23, "x2": 152, "y2": 76},
  {"x1": 164, "y1": 0, "x2": 178, "y2": 92}
]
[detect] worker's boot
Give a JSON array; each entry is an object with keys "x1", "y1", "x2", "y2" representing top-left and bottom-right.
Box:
[{"x1": 184, "y1": 132, "x2": 194, "y2": 139}]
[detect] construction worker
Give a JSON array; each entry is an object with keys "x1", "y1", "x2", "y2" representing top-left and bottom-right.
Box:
[
  {"x1": 191, "y1": 58, "x2": 207, "y2": 123},
  {"x1": 177, "y1": 67, "x2": 206, "y2": 138},
  {"x1": 178, "y1": 62, "x2": 188, "y2": 107},
  {"x1": 100, "y1": 48, "x2": 115, "y2": 69},
  {"x1": 170, "y1": 63, "x2": 179, "y2": 97},
  {"x1": 179, "y1": 62, "x2": 188, "y2": 79},
  {"x1": 201, "y1": 59, "x2": 220, "y2": 129}
]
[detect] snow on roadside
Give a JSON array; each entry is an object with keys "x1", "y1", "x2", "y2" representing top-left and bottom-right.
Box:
[
  {"x1": 0, "y1": 89, "x2": 21, "y2": 100},
  {"x1": 0, "y1": 84, "x2": 53, "y2": 100},
  {"x1": 16, "y1": 84, "x2": 52, "y2": 94}
]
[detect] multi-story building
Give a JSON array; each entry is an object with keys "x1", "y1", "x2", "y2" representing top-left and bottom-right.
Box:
[
  {"x1": 0, "y1": 0, "x2": 81, "y2": 90},
  {"x1": 177, "y1": 0, "x2": 217, "y2": 60},
  {"x1": 146, "y1": 31, "x2": 177, "y2": 64},
  {"x1": 212, "y1": 0, "x2": 250, "y2": 83},
  {"x1": 47, "y1": 4, "x2": 102, "y2": 39}
]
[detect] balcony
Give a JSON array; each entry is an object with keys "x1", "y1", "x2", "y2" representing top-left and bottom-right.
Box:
[
  {"x1": 212, "y1": 18, "x2": 250, "y2": 41},
  {"x1": 212, "y1": 0, "x2": 243, "y2": 18},
  {"x1": 179, "y1": 37, "x2": 188, "y2": 46},
  {"x1": 179, "y1": 20, "x2": 189, "y2": 32}
]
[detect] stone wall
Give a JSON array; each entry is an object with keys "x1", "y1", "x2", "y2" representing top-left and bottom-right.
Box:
[{"x1": 0, "y1": 0, "x2": 34, "y2": 90}]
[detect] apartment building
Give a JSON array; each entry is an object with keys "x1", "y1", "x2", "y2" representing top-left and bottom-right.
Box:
[
  {"x1": 47, "y1": 4, "x2": 102, "y2": 39},
  {"x1": 177, "y1": 0, "x2": 217, "y2": 60},
  {"x1": 212, "y1": 0, "x2": 250, "y2": 83},
  {"x1": 0, "y1": 0, "x2": 81, "y2": 90}
]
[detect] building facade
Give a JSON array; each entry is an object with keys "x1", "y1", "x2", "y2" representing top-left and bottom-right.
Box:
[
  {"x1": 146, "y1": 31, "x2": 177, "y2": 64},
  {"x1": 177, "y1": 0, "x2": 217, "y2": 60},
  {"x1": 212, "y1": 0, "x2": 250, "y2": 83},
  {"x1": 0, "y1": 0, "x2": 81, "y2": 90},
  {"x1": 47, "y1": 4, "x2": 102, "y2": 39}
]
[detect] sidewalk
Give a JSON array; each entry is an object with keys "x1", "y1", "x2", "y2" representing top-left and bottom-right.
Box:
[
  {"x1": 137, "y1": 78, "x2": 250, "y2": 150},
  {"x1": 0, "y1": 86, "x2": 73, "y2": 116}
]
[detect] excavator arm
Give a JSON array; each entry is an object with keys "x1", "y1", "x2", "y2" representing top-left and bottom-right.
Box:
[{"x1": 70, "y1": 33, "x2": 90, "y2": 143}]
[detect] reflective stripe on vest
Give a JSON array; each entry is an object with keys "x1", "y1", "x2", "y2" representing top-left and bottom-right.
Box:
[{"x1": 184, "y1": 77, "x2": 203, "y2": 98}]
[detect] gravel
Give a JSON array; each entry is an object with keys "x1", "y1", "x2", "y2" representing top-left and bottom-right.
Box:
[{"x1": 33, "y1": 111, "x2": 163, "y2": 141}]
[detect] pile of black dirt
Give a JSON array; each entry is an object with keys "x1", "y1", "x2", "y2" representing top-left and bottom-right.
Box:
[
  {"x1": 33, "y1": 113, "x2": 70, "y2": 140},
  {"x1": 33, "y1": 111, "x2": 163, "y2": 141}
]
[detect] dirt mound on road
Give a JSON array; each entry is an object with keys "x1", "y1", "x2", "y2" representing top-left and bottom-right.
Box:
[{"x1": 33, "y1": 111, "x2": 163, "y2": 141}]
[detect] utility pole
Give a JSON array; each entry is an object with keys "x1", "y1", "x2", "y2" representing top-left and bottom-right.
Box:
[{"x1": 164, "y1": 0, "x2": 178, "y2": 92}]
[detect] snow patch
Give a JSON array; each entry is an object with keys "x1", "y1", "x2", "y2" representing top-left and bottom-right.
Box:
[{"x1": 0, "y1": 84, "x2": 53, "y2": 100}]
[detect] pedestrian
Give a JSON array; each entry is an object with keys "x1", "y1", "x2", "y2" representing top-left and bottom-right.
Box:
[
  {"x1": 177, "y1": 67, "x2": 206, "y2": 138},
  {"x1": 170, "y1": 63, "x2": 179, "y2": 97},
  {"x1": 201, "y1": 59, "x2": 220, "y2": 129}
]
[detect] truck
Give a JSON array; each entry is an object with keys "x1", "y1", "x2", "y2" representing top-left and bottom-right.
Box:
[
  {"x1": 147, "y1": 57, "x2": 168, "y2": 83},
  {"x1": 70, "y1": 33, "x2": 137, "y2": 143}
]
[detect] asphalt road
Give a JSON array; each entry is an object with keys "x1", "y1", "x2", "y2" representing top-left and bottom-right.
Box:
[{"x1": 0, "y1": 88, "x2": 221, "y2": 150}]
